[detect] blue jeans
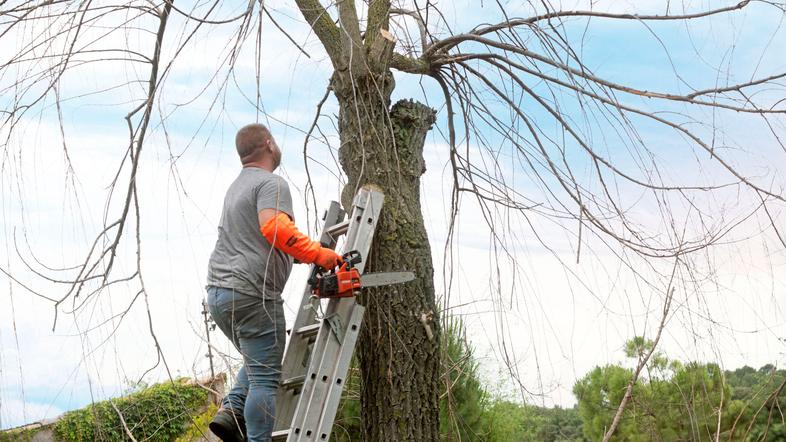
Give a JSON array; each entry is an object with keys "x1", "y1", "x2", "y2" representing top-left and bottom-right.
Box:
[{"x1": 206, "y1": 286, "x2": 286, "y2": 442}]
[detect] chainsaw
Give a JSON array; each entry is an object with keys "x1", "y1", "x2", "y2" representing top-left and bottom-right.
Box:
[{"x1": 308, "y1": 250, "x2": 414, "y2": 298}]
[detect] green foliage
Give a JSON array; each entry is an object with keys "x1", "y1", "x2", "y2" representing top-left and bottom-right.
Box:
[
  {"x1": 573, "y1": 364, "x2": 642, "y2": 440},
  {"x1": 624, "y1": 336, "x2": 652, "y2": 359},
  {"x1": 47, "y1": 336, "x2": 772, "y2": 442},
  {"x1": 480, "y1": 400, "x2": 537, "y2": 441},
  {"x1": 440, "y1": 318, "x2": 583, "y2": 441},
  {"x1": 475, "y1": 400, "x2": 584, "y2": 442},
  {"x1": 747, "y1": 423, "x2": 786, "y2": 442},
  {"x1": 539, "y1": 406, "x2": 585, "y2": 441},
  {"x1": 574, "y1": 344, "x2": 731, "y2": 441},
  {"x1": 440, "y1": 316, "x2": 487, "y2": 441},
  {"x1": 723, "y1": 365, "x2": 786, "y2": 441},
  {"x1": 52, "y1": 378, "x2": 208, "y2": 442},
  {"x1": 174, "y1": 403, "x2": 218, "y2": 442},
  {"x1": 624, "y1": 337, "x2": 668, "y2": 371},
  {"x1": 0, "y1": 426, "x2": 43, "y2": 442},
  {"x1": 574, "y1": 336, "x2": 786, "y2": 441}
]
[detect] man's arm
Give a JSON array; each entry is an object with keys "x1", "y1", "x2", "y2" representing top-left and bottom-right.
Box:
[
  {"x1": 258, "y1": 208, "x2": 279, "y2": 227},
  {"x1": 258, "y1": 209, "x2": 342, "y2": 269}
]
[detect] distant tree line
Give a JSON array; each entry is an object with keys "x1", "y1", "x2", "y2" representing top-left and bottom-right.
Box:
[
  {"x1": 574, "y1": 337, "x2": 786, "y2": 441},
  {"x1": 337, "y1": 329, "x2": 785, "y2": 441}
]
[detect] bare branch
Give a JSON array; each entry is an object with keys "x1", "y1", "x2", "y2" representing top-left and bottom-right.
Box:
[
  {"x1": 390, "y1": 8, "x2": 428, "y2": 53},
  {"x1": 426, "y1": 1, "x2": 753, "y2": 57},
  {"x1": 336, "y1": 0, "x2": 365, "y2": 74},
  {"x1": 109, "y1": 399, "x2": 139, "y2": 442},
  {"x1": 604, "y1": 279, "x2": 676, "y2": 441},
  {"x1": 169, "y1": 1, "x2": 250, "y2": 25},
  {"x1": 263, "y1": 6, "x2": 311, "y2": 58},
  {"x1": 433, "y1": 40, "x2": 784, "y2": 114},
  {"x1": 294, "y1": 0, "x2": 343, "y2": 68}
]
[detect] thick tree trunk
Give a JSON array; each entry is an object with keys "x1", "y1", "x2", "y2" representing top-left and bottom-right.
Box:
[{"x1": 334, "y1": 71, "x2": 441, "y2": 441}]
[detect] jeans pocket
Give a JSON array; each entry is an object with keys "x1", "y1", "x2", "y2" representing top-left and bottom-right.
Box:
[
  {"x1": 236, "y1": 300, "x2": 286, "y2": 377},
  {"x1": 207, "y1": 287, "x2": 272, "y2": 347},
  {"x1": 233, "y1": 298, "x2": 285, "y2": 343}
]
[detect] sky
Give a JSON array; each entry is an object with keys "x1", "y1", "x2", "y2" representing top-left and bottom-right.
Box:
[{"x1": 1, "y1": 0, "x2": 786, "y2": 430}]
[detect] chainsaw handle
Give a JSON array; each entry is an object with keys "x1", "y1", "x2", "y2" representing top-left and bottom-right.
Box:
[
  {"x1": 307, "y1": 265, "x2": 321, "y2": 289},
  {"x1": 342, "y1": 250, "x2": 362, "y2": 269},
  {"x1": 308, "y1": 250, "x2": 362, "y2": 291}
]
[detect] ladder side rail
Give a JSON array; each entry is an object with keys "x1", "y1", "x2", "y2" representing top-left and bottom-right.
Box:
[
  {"x1": 303, "y1": 191, "x2": 383, "y2": 439},
  {"x1": 290, "y1": 304, "x2": 351, "y2": 441},
  {"x1": 291, "y1": 303, "x2": 364, "y2": 442},
  {"x1": 314, "y1": 305, "x2": 365, "y2": 440},
  {"x1": 274, "y1": 201, "x2": 346, "y2": 432},
  {"x1": 341, "y1": 188, "x2": 384, "y2": 260},
  {"x1": 311, "y1": 190, "x2": 384, "y2": 438},
  {"x1": 288, "y1": 188, "x2": 384, "y2": 440}
]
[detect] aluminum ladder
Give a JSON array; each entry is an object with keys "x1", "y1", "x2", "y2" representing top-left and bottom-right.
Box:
[{"x1": 271, "y1": 186, "x2": 384, "y2": 441}]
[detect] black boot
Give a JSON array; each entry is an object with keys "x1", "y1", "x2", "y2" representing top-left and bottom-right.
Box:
[{"x1": 209, "y1": 408, "x2": 246, "y2": 442}]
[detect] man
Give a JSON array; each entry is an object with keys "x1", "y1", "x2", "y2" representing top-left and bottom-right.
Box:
[{"x1": 206, "y1": 123, "x2": 341, "y2": 442}]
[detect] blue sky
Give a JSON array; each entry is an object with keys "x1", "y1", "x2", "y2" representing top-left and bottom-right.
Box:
[{"x1": 2, "y1": 0, "x2": 785, "y2": 429}]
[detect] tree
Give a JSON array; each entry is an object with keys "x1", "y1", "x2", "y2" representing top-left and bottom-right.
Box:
[
  {"x1": 296, "y1": 4, "x2": 442, "y2": 437},
  {"x1": 725, "y1": 365, "x2": 786, "y2": 441},
  {"x1": 573, "y1": 339, "x2": 786, "y2": 441},
  {"x1": 439, "y1": 316, "x2": 487, "y2": 440},
  {"x1": 574, "y1": 364, "x2": 641, "y2": 440},
  {"x1": 2, "y1": 1, "x2": 786, "y2": 440},
  {"x1": 335, "y1": 315, "x2": 489, "y2": 441}
]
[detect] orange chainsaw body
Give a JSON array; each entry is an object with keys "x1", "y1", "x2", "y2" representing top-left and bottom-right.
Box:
[{"x1": 314, "y1": 263, "x2": 362, "y2": 298}]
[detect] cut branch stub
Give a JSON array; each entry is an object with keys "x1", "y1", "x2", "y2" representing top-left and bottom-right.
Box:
[
  {"x1": 365, "y1": 0, "x2": 391, "y2": 49},
  {"x1": 390, "y1": 99, "x2": 437, "y2": 179},
  {"x1": 368, "y1": 28, "x2": 396, "y2": 73}
]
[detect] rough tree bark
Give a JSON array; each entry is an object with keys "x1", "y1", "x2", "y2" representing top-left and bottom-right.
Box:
[
  {"x1": 336, "y1": 74, "x2": 440, "y2": 440},
  {"x1": 293, "y1": 1, "x2": 442, "y2": 438},
  {"x1": 358, "y1": 101, "x2": 440, "y2": 440}
]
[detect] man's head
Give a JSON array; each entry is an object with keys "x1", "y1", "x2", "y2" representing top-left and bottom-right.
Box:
[{"x1": 235, "y1": 123, "x2": 281, "y2": 170}]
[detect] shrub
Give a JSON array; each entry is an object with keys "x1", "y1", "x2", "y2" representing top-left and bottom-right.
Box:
[{"x1": 53, "y1": 378, "x2": 208, "y2": 442}]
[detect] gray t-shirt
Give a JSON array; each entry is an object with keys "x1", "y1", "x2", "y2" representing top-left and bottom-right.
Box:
[{"x1": 206, "y1": 167, "x2": 294, "y2": 299}]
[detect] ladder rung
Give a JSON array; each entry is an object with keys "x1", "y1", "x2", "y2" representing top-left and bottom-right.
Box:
[
  {"x1": 324, "y1": 219, "x2": 350, "y2": 236},
  {"x1": 271, "y1": 429, "x2": 289, "y2": 441},
  {"x1": 281, "y1": 375, "x2": 306, "y2": 390},
  {"x1": 296, "y1": 323, "x2": 321, "y2": 339}
]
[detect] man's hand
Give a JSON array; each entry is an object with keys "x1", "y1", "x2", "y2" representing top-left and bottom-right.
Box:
[{"x1": 314, "y1": 247, "x2": 342, "y2": 270}]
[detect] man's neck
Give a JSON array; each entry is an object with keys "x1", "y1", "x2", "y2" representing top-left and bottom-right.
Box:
[{"x1": 242, "y1": 160, "x2": 274, "y2": 172}]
